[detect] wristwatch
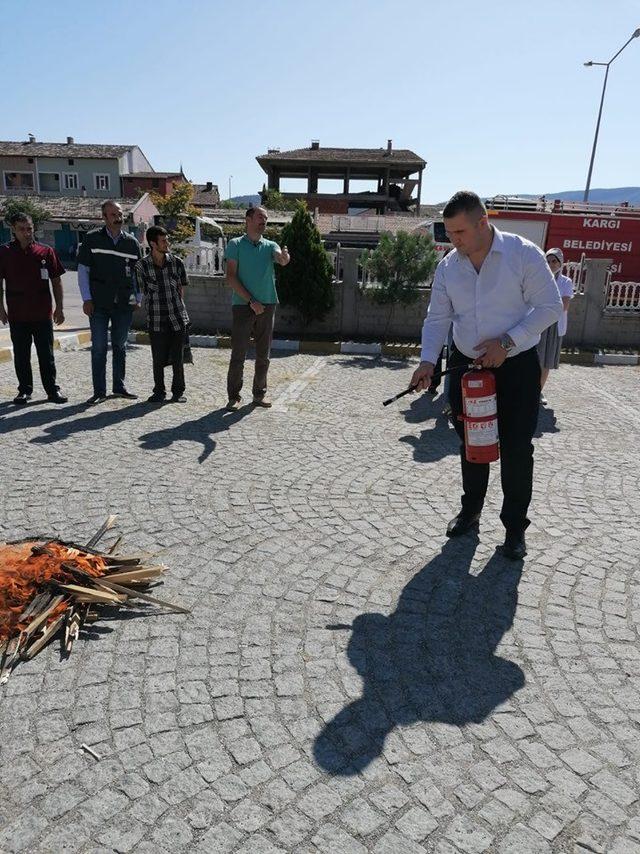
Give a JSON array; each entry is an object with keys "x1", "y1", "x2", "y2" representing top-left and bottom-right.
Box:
[{"x1": 499, "y1": 334, "x2": 515, "y2": 352}]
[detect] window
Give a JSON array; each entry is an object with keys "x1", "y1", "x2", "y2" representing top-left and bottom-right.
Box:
[
  {"x1": 152, "y1": 178, "x2": 160, "y2": 188},
  {"x1": 4, "y1": 171, "x2": 35, "y2": 190},
  {"x1": 39, "y1": 172, "x2": 60, "y2": 192},
  {"x1": 94, "y1": 174, "x2": 110, "y2": 191},
  {"x1": 68, "y1": 159, "x2": 74, "y2": 165},
  {"x1": 63, "y1": 173, "x2": 78, "y2": 190}
]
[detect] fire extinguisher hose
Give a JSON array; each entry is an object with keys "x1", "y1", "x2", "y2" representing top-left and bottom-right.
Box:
[{"x1": 382, "y1": 363, "x2": 474, "y2": 407}]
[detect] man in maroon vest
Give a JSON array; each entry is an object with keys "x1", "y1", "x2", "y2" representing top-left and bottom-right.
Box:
[{"x1": 0, "y1": 212, "x2": 67, "y2": 404}]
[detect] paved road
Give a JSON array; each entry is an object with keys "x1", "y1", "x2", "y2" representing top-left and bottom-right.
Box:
[
  {"x1": 0, "y1": 347, "x2": 639, "y2": 853},
  {"x1": 0, "y1": 271, "x2": 88, "y2": 347}
]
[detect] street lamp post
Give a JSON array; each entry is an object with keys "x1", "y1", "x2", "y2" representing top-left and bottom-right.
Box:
[
  {"x1": 228, "y1": 175, "x2": 233, "y2": 202},
  {"x1": 583, "y1": 28, "x2": 640, "y2": 202}
]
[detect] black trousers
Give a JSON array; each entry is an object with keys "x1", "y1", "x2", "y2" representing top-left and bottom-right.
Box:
[
  {"x1": 9, "y1": 319, "x2": 58, "y2": 396},
  {"x1": 149, "y1": 328, "x2": 185, "y2": 397},
  {"x1": 448, "y1": 344, "x2": 541, "y2": 532}
]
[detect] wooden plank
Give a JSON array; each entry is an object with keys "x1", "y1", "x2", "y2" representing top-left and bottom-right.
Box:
[
  {"x1": 85, "y1": 515, "x2": 118, "y2": 550},
  {"x1": 102, "y1": 567, "x2": 166, "y2": 584},
  {"x1": 23, "y1": 614, "x2": 66, "y2": 660},
  {"x1": 22, "y1": 595, "x2": 65, "y2": 639},
  {"x1": 95, "y1": 578, "x2": 190, "y2": 614},
  {"x1": 57, "y1": 583, "x2": 125, "y2": 603},
  {"x1": 17, "y1": 591, "x2": 51, "y2": 622}
]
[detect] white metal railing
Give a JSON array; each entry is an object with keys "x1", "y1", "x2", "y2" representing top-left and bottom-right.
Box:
[
  {"x1": 486, "y1": 195, "x2": 640, "y2": 218},
  {"x1": 605, "y1": 279, "x2": 640, "y2": 311},
  {"x1": 563, "y1": 255, "x2": 586, "y2": 294},
  {"x1": 183, "y1": 244, "x2": 226, "y2": 275}
]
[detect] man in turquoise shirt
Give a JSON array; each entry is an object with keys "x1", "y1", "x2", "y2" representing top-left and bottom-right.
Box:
[{"x1": 225, "y1": 206, "x2": 290, "y2": 409}]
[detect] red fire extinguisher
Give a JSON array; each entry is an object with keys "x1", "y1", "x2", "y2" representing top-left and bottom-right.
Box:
[{"x1": 459, "y1": 369, "x2": 500, "y2": 463}]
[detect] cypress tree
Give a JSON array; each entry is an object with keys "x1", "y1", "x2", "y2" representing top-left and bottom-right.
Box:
[{"x1": 277, "y1": 203, "x2": 334, "y2": 325}]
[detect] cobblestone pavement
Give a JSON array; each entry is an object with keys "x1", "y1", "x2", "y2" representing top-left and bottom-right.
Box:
[{"x1": 1, "y1": 345, "x2": 639, "y2": 854}]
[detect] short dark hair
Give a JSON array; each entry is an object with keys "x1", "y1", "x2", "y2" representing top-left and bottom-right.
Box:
[
  {"x1": 9, "y1": 212, "x2": 33, "y2": 226},
  {"x1": 101, "y1": 199, "x2": 121, "y2": 215},
  {"x1": 146, "y1": 225, "x2": 168, "y2": 246},
  {"x1": 443, "y1": 191, "x2": 486, "y2": 220},
  {"x1": 246, "y1": 205, "x2": 267, "y2": 220}
]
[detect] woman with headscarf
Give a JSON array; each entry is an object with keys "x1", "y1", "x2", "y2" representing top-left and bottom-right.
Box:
[{"x1": 537, "y1": 248, "x2": 574, "y2": 405}]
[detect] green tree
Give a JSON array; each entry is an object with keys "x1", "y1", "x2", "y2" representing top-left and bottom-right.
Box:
[
  {"x1": 150, "y1": 183, "x2": 201, "y2": 255},
  {"x1": 1, "y1": 196, "x2": 51, "y2": 231},
  {"x1": 277, "y1": 202, "x2": 334, "y2": 325},
  {"x1": 261, "y1": 188, "x2": 299, "y2": 212},
  {"x1": 361, "y1": 231, "x2": 437, "y2": 338}
]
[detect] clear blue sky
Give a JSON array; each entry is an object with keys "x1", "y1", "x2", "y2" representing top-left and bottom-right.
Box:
[{"x1": 2, "y1": 0, "x2": 639, "y2": 202}]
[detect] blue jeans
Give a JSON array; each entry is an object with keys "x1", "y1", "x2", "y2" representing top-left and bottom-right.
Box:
[{"x1": 89, "y1": 306, "x2": 133, "y2": 395}]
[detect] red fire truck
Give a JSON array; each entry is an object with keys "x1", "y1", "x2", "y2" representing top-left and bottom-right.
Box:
[{"x1": 429, "y1": 196, "x2": 640, "y2": 282}]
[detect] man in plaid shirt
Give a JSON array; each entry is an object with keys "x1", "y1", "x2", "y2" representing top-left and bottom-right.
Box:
[{"x1": 135, "y1": 226, "x2": 189, "y2": 403}]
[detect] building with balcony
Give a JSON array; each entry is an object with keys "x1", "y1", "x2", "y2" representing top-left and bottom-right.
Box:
[
  {"x1": 0, "y1": 135, "x2": 153, "y2": 198},
  {"x1": 257, "y1": 140, "x2": 426, "y2": 216}
]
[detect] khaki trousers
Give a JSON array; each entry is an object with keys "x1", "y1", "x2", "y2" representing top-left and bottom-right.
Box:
[{"x1": 226, "y1": 304, "x2": 276, "y2": 401}]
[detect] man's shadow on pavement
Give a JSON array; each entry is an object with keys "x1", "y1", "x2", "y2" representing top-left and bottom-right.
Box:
[
  {"x1": 1, "y1": 402, "x2": 89, "y2": 435},
  {"x1": 138, "y1": 405, "x2": 252, "y2": 463},
  {"x1": 314, "y1": 537, "x2": 524, "y2": 775},
  {"x1": 535, "y1": 405, "x2": 560, "y2": 437},
  {"x1": 29, "y1": 402, "x2": 155, "y2": 445},
  {"x1": 399, "y1": 394, "x2": 458, "y2": 463}
]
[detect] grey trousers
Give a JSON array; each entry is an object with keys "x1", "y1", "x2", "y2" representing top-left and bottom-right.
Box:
[{"x1": 226, "y1": 304, "x2": 276, "y2": 401}]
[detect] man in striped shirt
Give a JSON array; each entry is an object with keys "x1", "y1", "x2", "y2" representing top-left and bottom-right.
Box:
[{"x1": 135, "y1": 226, "x2": 189, "y2": 403}]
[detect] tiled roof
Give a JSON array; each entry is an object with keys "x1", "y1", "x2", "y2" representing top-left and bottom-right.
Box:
[
  {"x1": 0, "y1": 194, "x2": 145, "y2": 221},
  {"x1": 123, "y1": 172, "x2": 183, "y2": 179},
  {"x1": 192, "y1": 184, "x2": 221, "y2": 206},
  {"x1": 0, "y1": 140, "x2": 135, "y2": 159},
  {"x1": 257, "y1": 146, "x2": 425, "y2": 167}
]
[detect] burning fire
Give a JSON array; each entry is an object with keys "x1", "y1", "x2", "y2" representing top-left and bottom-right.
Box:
[
  {"x1": 0, "y1": 541, "x2": 108, "y2": 642},
  {"x1": 0, "y1": 517, "x2": 185, "y2": 684}
]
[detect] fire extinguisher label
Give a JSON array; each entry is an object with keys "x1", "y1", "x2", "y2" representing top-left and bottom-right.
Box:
[
  {"x1": 465, "y1": 395, "x2": 497, "y2": 418},
  {"x1": 467, "y1": 419, "x2": 499, "y2": 446}
]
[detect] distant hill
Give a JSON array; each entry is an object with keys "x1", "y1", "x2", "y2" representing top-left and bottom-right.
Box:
[
  {"x1": 231, "y1": 194, "x2": 261, "y2": 207},
  {"x1": 500, "y1": 188, "x2": 640, "y2": 206},
  {"x1": 428, "y1": 187, "x2": 640, "y2": 209}
]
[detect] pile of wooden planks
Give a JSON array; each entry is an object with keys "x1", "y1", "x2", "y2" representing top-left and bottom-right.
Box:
[{"x1": 0, "y1": 515, "x2": 188, "y2": 684}]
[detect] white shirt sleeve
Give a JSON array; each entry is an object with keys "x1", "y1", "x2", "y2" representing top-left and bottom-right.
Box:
[
  {"x1": 420, "y1": 263, "x2": 453, "y2": 363},
  {"x1": 506, "y1": 244, "x2": 564, "y2": 348},
  {"x1": 558, "y1": 275, "x2": 574, "y2": 299}
]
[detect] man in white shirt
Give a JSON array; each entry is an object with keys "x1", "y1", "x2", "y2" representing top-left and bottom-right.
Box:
[{"x1": 411, "y1": 191, "x2": 562, "y2": 559}]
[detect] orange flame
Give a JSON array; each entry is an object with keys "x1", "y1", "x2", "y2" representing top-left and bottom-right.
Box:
[{"x1": 0, "y1": 541, "x2": 109, "y2": 642}]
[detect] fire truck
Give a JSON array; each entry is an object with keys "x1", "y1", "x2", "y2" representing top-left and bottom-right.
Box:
[{"x1": 428, "y1": 195, "x2": 640, "y2": 283}]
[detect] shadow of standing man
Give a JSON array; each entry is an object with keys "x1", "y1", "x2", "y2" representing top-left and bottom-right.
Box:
[{"x1": 314, "y1": 538, "x2": 525, "y2": 775}]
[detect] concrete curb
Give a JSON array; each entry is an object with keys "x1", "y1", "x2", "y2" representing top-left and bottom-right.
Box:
[
  {"x1": 126, "y1": 332, "x2": 640, "y2": 367},
  {"x1": 0, "y1": 330, "x2": 91, "y2": 363}
]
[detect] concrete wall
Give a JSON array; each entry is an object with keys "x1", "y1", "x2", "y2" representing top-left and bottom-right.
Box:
[
  {"x1": 563, "y1": 259, "x2": 640, "y2": 349},
  {"x1": 132, "y1": 249, "x2": 640, "y2": 348},
  {"x1": 132, "y1": 272, "x2": 430, "y2": 341}
]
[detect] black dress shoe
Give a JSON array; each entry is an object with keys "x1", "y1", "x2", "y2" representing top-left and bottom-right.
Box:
[
  {"x1": 446, "y1": 511, "x2": 481, "y2": 537},
  {"x1": 47, "y1": 392, "x2": 68, "y2": 404},
  {"x1": 500, "y1": 530, "x2": 527, "y2": 560},
  {"x1": 113, "y1": 389, "x2": 138, "y2": 399},
  {"x1": 170, "y1": 394, "x2": 187, "y2": 403},
  {"x1": 147, "y1": 393, "x2": 166, "y2": 403},
  {"x1": 13, "y1": 392, "x2": 31, "y2": 405},
  {"x1": 86, "y1": 393, "x2": 108, "y2": 405}
]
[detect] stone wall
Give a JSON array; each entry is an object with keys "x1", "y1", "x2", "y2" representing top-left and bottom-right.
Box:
[{"x1": 133, "y1": 250, "x2": 640, "y2": 348}]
